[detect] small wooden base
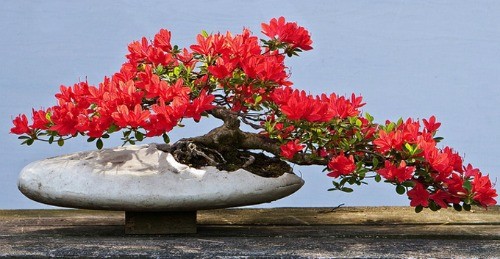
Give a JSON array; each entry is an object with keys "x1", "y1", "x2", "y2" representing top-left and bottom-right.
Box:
[{"x1": 125, "y1": 211, "x2": 197, "y2": 234}]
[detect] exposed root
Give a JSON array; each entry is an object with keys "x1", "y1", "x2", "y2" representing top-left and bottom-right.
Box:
[{"x1": 157, "y1": 140, "x2": 292, "y2": 178}]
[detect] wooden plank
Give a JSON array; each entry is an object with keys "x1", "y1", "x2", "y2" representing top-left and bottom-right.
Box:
[
  {"x1": 198, "y1": 206, "x2": 500, "y2": 226},
  {"x1": 124, "y1": 211, "x2": 197, "y2": 234},
  {"x1": 0, "y1": 207, "x2": 498, "y2": 257}
]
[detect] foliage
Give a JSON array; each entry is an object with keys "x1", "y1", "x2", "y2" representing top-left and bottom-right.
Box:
[{"x1": 11, "y1": 17, "x2": 497, "y2": 211}]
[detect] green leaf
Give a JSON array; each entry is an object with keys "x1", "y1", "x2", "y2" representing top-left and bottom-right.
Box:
[
  {"x1": 57, "y1": 138, "x2": 64, "y2": 147},
  {"x1": 462, "y1": 181, "x2": 472, "y2": 192},
  {"x1": 173, "y1": 66, "x2": 181, "y2": 77},
  {"x1": 201, "y1": 30, "x2": 209, "y2": 37},
  {"x1": 155, "y1": 64, "x2": 164, "y2": 74},
  {"x1": 87, "y1": 137, "x2": 96, "y2": 142},
  {"x1": 254, "y1": 95, "x2": 263, "y2": 104},
  {"x1": 402, "y1": 181, "x2": 415, "y2": 188},
  {"x1": 463, "y1": 203, "x2": 471, "y2": 211},
  {"x1": 96, "y1": 138, "x2": 103, "y2": 150},
  {"x1": 355, "y1": 119, "x2": 362, "y2": 127},
  {"x1": 429, "y1": 201, "x2": 440, "y2": 211},
  {"x1": 107, "y1": 124, "x2": 118, "y2": 134},
  {"x1": 404, "y1": 143, "x2": 413, "y2": 153},
  {"x1": 355, "y1": 131, "x2": 363, "y2": 141},
  {"x1": 433, "y1": 137, "x2": 444, "y2": 142},
  {"x1": 415, "y1": 205, "x2": 424, "y2": 213},
  {"x1": 25, "y1": 138, "x2": 34, "y2": 146},
  {"x1": 453, "y1": 203, "x2": 462, "y2": 212},
  {"x1": 374, "y1": 174, "x2": 382, "y2": 182},
  {"x1": 341, "y1": 187, "x2": 354, "y2": 193},
  {"x1": 48, "y1": 136, "x2": 54, "y2": 144},
  {"x1": 45, "y1": 112, "x2": 52, "y2": 123},
  {"x1": 396, "y1": 185, "x2": 406, "y2": 195},
  {"x1": 372, "y1": 157, "x2": 379, "y2": 168},
  {"x1": 365, "y1": 112, "x2": 374, "y2": 123},
  {"x1": 135, "y1": 131, "x2": 144, "y2": 141},
  {"x1": 162, "y1": 133, "x2": 170, "y2": 144}
]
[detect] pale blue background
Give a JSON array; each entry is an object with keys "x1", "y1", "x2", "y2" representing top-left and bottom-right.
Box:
[{"x1": 1, "y1": 1, "x2": 498, "y2": 209}]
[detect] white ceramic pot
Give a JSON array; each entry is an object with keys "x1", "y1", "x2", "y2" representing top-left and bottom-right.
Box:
[{"x1": 18, "y1": 144, "x2": 304, "y2": 211}]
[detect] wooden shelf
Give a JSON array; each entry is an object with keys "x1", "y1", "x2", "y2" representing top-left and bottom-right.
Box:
[{"x1": 0, "y1": 207, "x2": 498, "y2": 257}]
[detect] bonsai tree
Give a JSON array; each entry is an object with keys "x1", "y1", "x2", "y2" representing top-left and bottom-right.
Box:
[{"x1": 11, "y1": 17, "x2": 497, "y2": 212}]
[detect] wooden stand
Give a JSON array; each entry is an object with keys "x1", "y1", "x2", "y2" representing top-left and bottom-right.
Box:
[{"x1": 125, "y1": 211, "x2": 197, "y2": 234}]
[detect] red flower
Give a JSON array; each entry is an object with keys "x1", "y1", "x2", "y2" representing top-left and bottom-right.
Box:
[
  {"x1": 111, "y1": 104, "x2": 150, "y2": 129},
  {"x1": 153, "y1": 29, "x2": 172, "y2": 52},
  {"x1": 464, "y1": 164, "x2": 480, "y2": 178},
  {"x1": 423, "y1": 115, "x2": 441, "y2": 134},
  {"x1": 10, "y1": 114, "x2": 31, "y2": 135},
  {"x1": 407, "y1": 182, "x2": 430, "y2": 207},
  {"x1": 145, "y1": 101, "x2": 179, "y2": 137},
  {"x1": 472, "y1": 172, "x2": 498, "y2": 207},
  {"x1": 377, "y1": 160, "x2": 415, "y2": 184},
  {"x1": 184, "y1": 90, "x2": 215, "y2": 122},
  {"x1": 261, "y1": 16, "x2": 313, "y2": 50},
  {"x1": 277, "y1": 89, "x2": 333, "y2": 122},
  {"x1": 444, "y1": 173, "x2": 467, "y2": 197},
  {"x1": 280, "y1": 139, "x2": 304, "y2": 160},
  {"x1": 176, "y1": 48, "x2": 197, "y2": 68},
  {"x1": 190, "y1": 33, "x2": 228, "y2": 57},
  {"x1": 208, "y1": 57, "x2": 238, "y2": 79},
  {"x1": 424, "y1": 147, "x2": 453, "y2": 178},
  {"x1": 327, "y1": 153, "x2": 356, "y2": 178},
  {"x1": 429, "y1": 190, "x2": 459, "y2": 209},
  {"x1": 373, "y1": 129, "x2": 403, "y2": 154},
  {"x1": 126, "y1": 37, "x2": 150, "y2": 65},
  {"x1": 49, "y1": 102, "x2": 81, "y2": 136},
  {"x1": 31, "y1": 108, "x2": 51, "y2": 130},
  {"x1": 322, "y1": 93, "x2": 364, "y2": 119}
]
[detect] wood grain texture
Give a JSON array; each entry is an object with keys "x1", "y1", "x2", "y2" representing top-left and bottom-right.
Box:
[{"x1": 0, "y1": 207, "x2": 498, "y2": 257}]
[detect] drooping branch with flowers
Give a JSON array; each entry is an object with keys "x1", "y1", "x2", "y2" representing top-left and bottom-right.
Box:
[{"x1": 11, "y1": 17, "x2": 497, "y2": 212}]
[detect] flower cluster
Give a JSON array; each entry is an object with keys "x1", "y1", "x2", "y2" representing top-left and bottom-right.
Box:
[{"x1": 11, "y1": 17, "x2": 496, "y2": 211}]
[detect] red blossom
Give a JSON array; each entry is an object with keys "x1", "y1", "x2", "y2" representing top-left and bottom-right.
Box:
[
  {"x1": 280, "y1": 139, "x2": 304, "y2": 160},
  {"x1": 208, "y1": 57, "x2": 238, "y2": 79},
  {"x1": 321, "y1": 93, "x2": 364, "y2": 119},
  {"x1": 407, "y1": 182, "x2": 430, "y2": 207},
  {"x1": 176, "y1": 48, "x2": 197, "y2": 68},
  {"x1": 153, "y1": 29, "x2": 172, "y2": 52},
  {"x1": 31, "y1": 108, "x2": 51, "y2": 130},
  {"x1": 444, "y1": 173, "x2": 467, "y2": 197},
  {"x1": 373, "y1": 129, "x2": 403, "y2": 154},
  {"x1": 49, "y1": 102, "x2": 81, "y2": 136},
  {"x1": 327, "y1": 153, "x2": 356, "y2": 178},
  {"x1": 10, "y1": 114, "x2": 31, "y2": 135},
  {"x1": 424, "y1": 147, "x2": 453, "y2": 178},
  {"x1": 184, "y1": 90, "x2": 215, "y2": 122},
  {"x1": 377, "y1": 160, "x2": 415, "y2": 184},
  {"x1": 472, "y1": 172, "x2": 498, "y2": 207},
  {"x1": 190, "y1": 33, "x2": 228, "y2": 57},
  {"x1": 261, "y1": 16, "x2": 313, "y2": 50},
  {"x1": 126, "y1": 37, "x2": 150, "y2": 65},
  {"x1": 111, "y1": 104, "x2": 150, "y2": 129},
  {"x1": 274, "y1": 88, "x2": 334, "y2": 122},
  {"x1": 429, "y1": 190, "x2": 459, "y2": 209},
  {"x1": 423, "y1": 115, "x2": 441, "y2": 134},
  {"x1": 145, "y1": 101, "x2": 180, "y2": 137}
]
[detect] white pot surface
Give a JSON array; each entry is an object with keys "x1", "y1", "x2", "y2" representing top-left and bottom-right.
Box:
[{"x1": 18, "y1": 144, "x2": 304, "y2": 211}]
